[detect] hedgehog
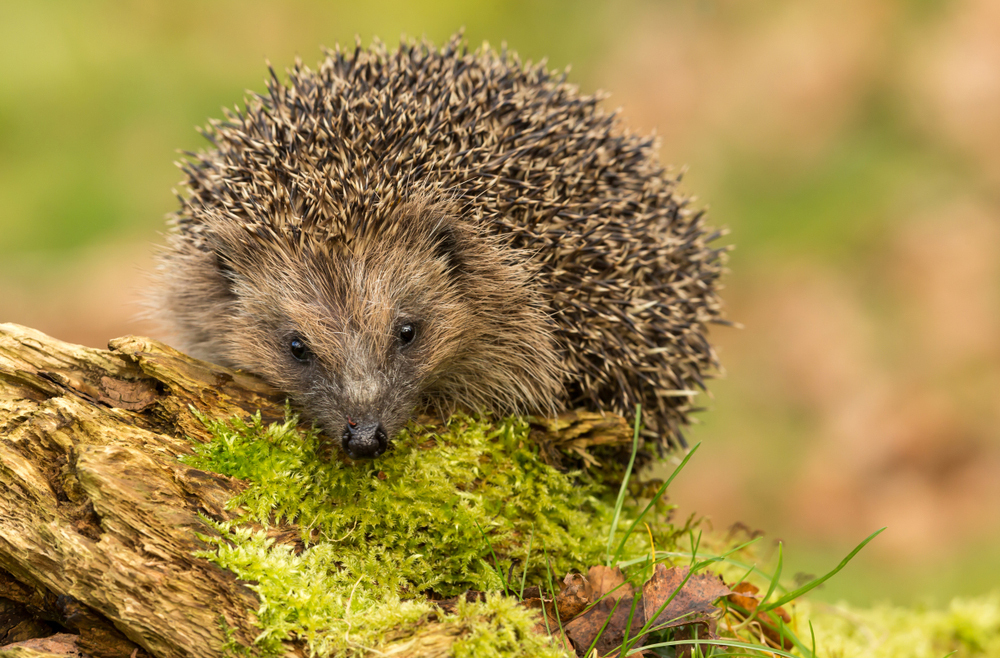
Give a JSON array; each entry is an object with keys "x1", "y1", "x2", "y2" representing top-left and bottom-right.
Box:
[{"x1": 151, "y1": 34, "x2": 727, "y2": 460}]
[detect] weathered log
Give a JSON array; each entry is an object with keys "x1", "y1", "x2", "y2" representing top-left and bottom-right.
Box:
[
  {"x1": 0, "y1": 323, "x2": 286, "y2": 658},
  {"x1": 0, "y1": 324, "x2": 633, "y2": 658},
  {"x1": 0, "y1": 632, "x2": 84, "y2": 658}
]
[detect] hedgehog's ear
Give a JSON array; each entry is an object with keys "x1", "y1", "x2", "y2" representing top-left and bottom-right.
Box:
[
  {"x1": 430, "y1": 224, "x2": 464, "y2": 274},
  {"x1": 213, "y1": 251, "x2": 239, "y2": 299}
]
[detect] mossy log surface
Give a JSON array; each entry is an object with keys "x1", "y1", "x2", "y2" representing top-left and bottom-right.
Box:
[{"x1": 0, "y1": 324, "x2": 632, "y2": 658}]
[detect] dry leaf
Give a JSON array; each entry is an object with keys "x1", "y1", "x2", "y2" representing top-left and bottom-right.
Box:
[
  {"x1": 564, "y1": 586, "x2": 646, "y2": 658},
  {"x1": 642, "y1": 564, "x2": 731, "y2": 631},
  {"x1": 725, "y1": 581, "x2": 793, "y2": 649},
  {"x1": 727, "y1": 581, "x2": 761, "y2": 611},
  {"x1": 556, "y1": 573, "x2": 591, "y2": 620},
  {"x1": 563, "y1": 564, "x2": 730, "y2": 657},
  {"x1": 586, "y1": 565, "x2": 629, "y2": 601}
]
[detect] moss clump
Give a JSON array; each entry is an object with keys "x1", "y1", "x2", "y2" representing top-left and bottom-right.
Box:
[
  {"x1": 203, "y1": 523, "x2": 565, "y2": 657},
  {"x1": 802, "y1": 594, "x2": 1000, "y2": 658},
  {"x1": 182, "y1": 411, "x2": 672, "y2": 656},
  {"x1": 449, "y1": 594, "x2": 565, "y2": 658},
  {"x1": 179, "y1": 409, "x2": 1000, "y2": 657}
]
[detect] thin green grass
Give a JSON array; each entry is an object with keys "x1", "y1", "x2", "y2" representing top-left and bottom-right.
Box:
[
  {"x1": 610, "y1": 443, "x2": 700, "y2": 566},
  {"x1": 518, "y1": 525, "x2": 534, "y2": 599},
  {"x1": 542, "y1": 543, "x2": 566, "y2": 640},
  {"x1": 760, "y1": 527, "x2": 885, "y2": 613},
  {"x1": 605, "y1": 404, "x2": 642, "y2": 564},
  {"x1": 576, "y1": 406, "x2": 887, "y2": 658},
  {"x1": 476, "y1": 519, "x2": 512, "y2": 597}
]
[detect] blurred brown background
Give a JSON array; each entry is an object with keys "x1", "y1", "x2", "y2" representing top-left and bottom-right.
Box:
[{"x1": 1, "y1": 1, "x2": 997, "y2": 606}]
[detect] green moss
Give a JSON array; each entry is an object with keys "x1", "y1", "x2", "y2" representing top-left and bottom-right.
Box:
[
  {"x1": 450, "y1": 594, "x2": 564, "y2": 658},
  {"x1": 801, "y1": 593, "x2": 1000, "y2": 657},
  {"x1": 180, "y1": 409, "x2": 1000, "y2": 657},
  {"x1": 183, "y1": 411, "x2": 671, "y2": 656}
]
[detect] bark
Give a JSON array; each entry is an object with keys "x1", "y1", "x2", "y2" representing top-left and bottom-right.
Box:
[{"x1": 0, "y1": 323, "x2": 632, "y2": 658}]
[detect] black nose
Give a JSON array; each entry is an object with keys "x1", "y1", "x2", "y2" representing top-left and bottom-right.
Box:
[{"x1": 341, "y1": 420, "x2": 388, "y2": 459}]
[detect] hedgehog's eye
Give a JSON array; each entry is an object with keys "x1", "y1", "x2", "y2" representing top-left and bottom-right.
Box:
[
  {"x1": 398, "y1": 323, "x2": 416, "y2": 347},
  {"x1": 289, "y1": 335, "x2": 312, "y2": 362}
]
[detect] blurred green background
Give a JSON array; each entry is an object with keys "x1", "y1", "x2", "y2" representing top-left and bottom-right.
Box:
[{"x1": 2, "y1": 0, "x2": 998, "y2": 607}]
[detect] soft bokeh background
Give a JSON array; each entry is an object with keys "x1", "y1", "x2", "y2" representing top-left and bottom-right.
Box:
[{"x1": 2, "y1": 0, "x2": 997, "y2": 607}]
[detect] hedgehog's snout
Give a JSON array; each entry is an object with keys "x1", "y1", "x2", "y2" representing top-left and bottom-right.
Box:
[{"x1": 341, "y1": 417, "x2": 388, "y2": 459}]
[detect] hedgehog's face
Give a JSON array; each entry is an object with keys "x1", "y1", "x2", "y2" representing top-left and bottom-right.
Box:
[
  {"x1": 160, "y1": 198, "x2": 562, "y2": 461},
  {"x1": 207, "y1": 208, "x2": 484, "y2": 459}
]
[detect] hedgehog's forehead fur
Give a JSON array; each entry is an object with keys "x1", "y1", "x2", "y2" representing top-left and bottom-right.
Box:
[{"x1": 157, "y1": 33, "x2": 726, "y2": 450}]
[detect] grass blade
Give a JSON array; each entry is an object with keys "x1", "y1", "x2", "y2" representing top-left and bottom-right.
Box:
[
  {"x1": 760, "y1": 540, "x2": 783, "y2": 607},
  {"x1": 542, "y1": 543, "x2": 566, "y2": 639},
  {"x1": 519, "y1": 524, "x2": 535, "y2": 599},
  {"x1": 627, "y1": 637, "x2": 801, "y2": 657},
  {"x1": 606, "y1": 404, "x2": 642, "y2": 563},
  {"x1": 759, "y1": 527, "x2": 885, "y2": 612},
  {"x1": 614, "y1": 535, "x2": 762, "y2": 570},
  {"x1": 619, "y1": 589, "x2": 643, "y2": 652},
  {"x1": 611, "y1": 443, "x2": 700, "y2": 565},
  {"x1": 474, "y1": 519, "x2": 509, "y2": 596}
]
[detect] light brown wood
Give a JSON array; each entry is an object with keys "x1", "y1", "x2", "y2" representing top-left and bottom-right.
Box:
[{"x1": 0, "y1": 324, "x2": 287, "y2": 658}]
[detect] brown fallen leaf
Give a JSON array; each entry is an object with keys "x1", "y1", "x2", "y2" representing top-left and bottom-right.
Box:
[
  {"x1": 563, "y1": 564, "x2": 730, "y2": 657},
  {"x1": 725, "y1": 581, "x2": 794, "y2": 650},
  {"x1": 523, "y1": 596, "x2": 557, "y2": 623},
  {"x1": 642, "y1": 564, "x2": 731, "y2": 631},
  {"x1": 586, "y1": 565, "x2": 630, "y2": 602},
  {"x1": 564, "y1": 586, "x2": 646, "y2": 657},
  {"x1": 556, "y1": 573, "x2": 591, "y2": 620},
  {"x1": 727, "y1": 581, "x2": 761, "y2": 611},
  {"x1": 517, "y1": 573, "x2": 588, "y2": 624}
]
